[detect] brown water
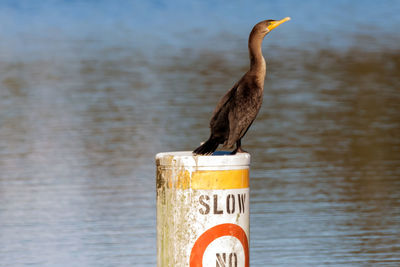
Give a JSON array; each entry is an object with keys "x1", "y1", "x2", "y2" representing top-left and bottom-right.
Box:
[{"x1": 1, "y1": 2, "x2": 400, "y2": 265}]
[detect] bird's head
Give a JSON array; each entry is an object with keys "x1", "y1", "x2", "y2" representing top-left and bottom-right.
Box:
[{"x1": 252, "y1": 17, "x2": 291, "y2": 36}]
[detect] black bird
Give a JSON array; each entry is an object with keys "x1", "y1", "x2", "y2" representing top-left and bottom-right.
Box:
[{"x1": 193, "y1": 17, "x2": 291, "y2": 155}]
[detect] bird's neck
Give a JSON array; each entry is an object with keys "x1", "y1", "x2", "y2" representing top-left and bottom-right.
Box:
[{"x1": 248, "y1": 33, "x2": 266, "y2": 74}]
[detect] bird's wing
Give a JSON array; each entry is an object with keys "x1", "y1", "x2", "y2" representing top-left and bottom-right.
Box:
[
  {"x1": 209, "y1": 82, "x2": 238, "y2": 128},
  {"x1": 225, "y1": 83, "x2": 262, "y2": 147},
  {"x1": 211, "y1": 83, "x2": 238, "y2": 117}
]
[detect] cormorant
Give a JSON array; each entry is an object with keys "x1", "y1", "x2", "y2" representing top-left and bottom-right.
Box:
[{"x1": 193, "y1": 17, "x2": 291, "y2": 155}]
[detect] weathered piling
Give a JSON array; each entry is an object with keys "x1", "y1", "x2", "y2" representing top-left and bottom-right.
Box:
[{"x1": 156, "y1": 151, "x2": 250, "y2": 266}]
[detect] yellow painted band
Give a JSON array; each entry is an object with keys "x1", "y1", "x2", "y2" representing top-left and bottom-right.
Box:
[
  {"x1": 191, "y1": 169, "x2": 249, "y2": 189},
  {"x1": 169, "y1": 169, "x2": 249, "y2": 190}
]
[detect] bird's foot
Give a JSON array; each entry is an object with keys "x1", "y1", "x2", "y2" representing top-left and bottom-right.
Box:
[
  {"x1": 231, "y1": 147, "x2": 247, "y2": 155},
  {"x1": 237, "y1": 147, "x2": 248, "y2": 153}
]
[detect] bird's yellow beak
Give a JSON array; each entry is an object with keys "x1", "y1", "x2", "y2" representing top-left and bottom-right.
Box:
[{"x1": 267, "y1": 17, "x2": 291, "y2": 31}]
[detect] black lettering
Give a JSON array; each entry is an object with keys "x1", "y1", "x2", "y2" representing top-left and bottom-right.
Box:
[
  {"x1": 229, "y1": 253, "x2": 237, "y2": 267},
  {"x1": 216, "y1": 253, "x2": 226, "y2": 267},
  {"x1": 226, "y1": 194, "x2": 235, "y2": 214},
  {"x1": 199, "y1": 195, "x2": 210, "y2": 215},
  {"x1": 214, "y1": 194, "x2": 223, "y2": 214},
  {"x1": 238, "y1": 194, "x2": 246, "y2": 214}
]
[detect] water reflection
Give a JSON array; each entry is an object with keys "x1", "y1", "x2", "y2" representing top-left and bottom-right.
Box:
[{"x1": 1, "y1": 12, "x2": 400, "y2": 267}]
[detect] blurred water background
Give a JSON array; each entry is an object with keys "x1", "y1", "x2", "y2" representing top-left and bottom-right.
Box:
[{"x1": 1, "y1": 0, "x2": 400, "y2": 266}]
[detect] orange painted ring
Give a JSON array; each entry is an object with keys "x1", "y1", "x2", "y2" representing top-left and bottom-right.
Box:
[{"x1": 190, "y1": 223, "x2": 249, "y2": 267}]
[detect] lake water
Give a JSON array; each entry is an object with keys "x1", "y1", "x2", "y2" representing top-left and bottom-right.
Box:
[{"x1": 0, "y1": 1, "x2": 399, "y2": 266}]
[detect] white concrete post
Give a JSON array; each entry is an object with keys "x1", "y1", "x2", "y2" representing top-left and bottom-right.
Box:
[{"x1": 156, "y1": 151, "x2": 250, "y2": 267}]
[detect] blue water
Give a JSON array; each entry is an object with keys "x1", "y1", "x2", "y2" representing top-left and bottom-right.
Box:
[
  {"x1": 1, "y1": 0, "x2": 400, "y2": 51},
  {"x1": 0, "y1": 1, "x2": 399, "y2": 266}
]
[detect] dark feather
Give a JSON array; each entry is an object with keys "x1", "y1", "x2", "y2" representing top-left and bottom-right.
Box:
[{"x1": 193, "y1": 19, "x2": 289, "y2": 155}]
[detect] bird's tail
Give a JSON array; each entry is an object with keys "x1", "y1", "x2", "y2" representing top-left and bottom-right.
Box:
[{"x1": 193, "y1": 137, "x2": 219, "y2": 155}]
